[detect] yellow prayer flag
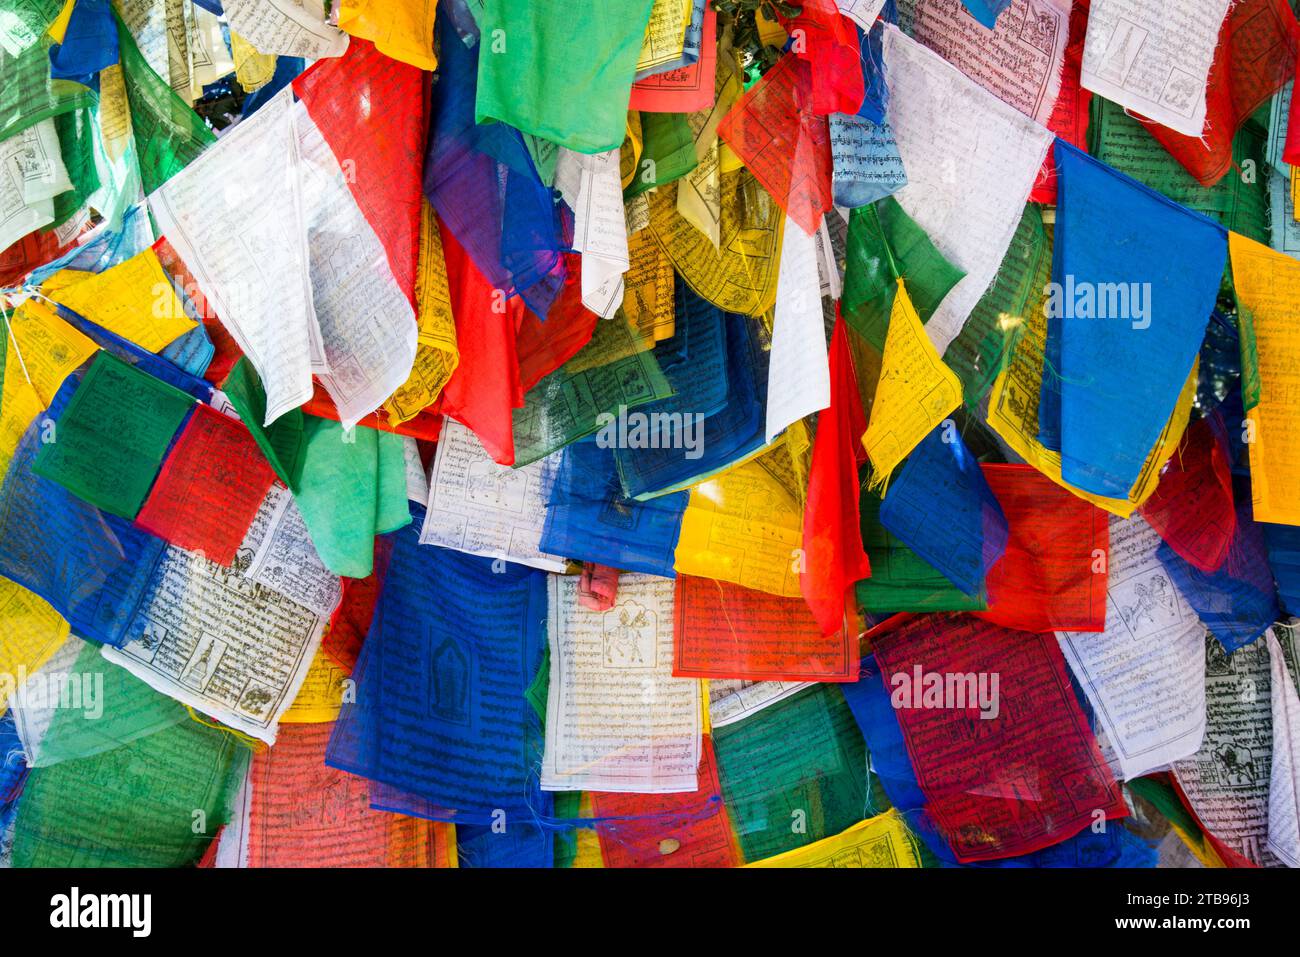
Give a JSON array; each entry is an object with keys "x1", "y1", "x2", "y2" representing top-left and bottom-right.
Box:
[
  {"x1": 46, "y1": 0, "x2": 75, "y2": 44},
  {"x1": 988, "y1": 360, "x2": 1197, "y2": 518},
  {"x1": 674, "y1": 450, "x2": 804, "y2": 597},
  {"x1": 649, "y1": 169, "x2": 783, "y2": 317},
  {"x1": 0, "y1": 577, "x2": 71, "y2": 716},
  {"x1": 280, "y1": 645, "x2": 350, "y2": 723},
  {"x1": 620, "y1": 227, "x2": 676, "y2": 351},
  {"x1": 337, "y1": 0, "x2": 437, "y2": 71},
  {"x1": 230, "y1": 32, "x2": 277, "y2": 93},
  {"x1": 42, "y1": 248, "x2": 197, "y2": 353},
  {"x1": 862, "y1": 279, "x2": 962, "y2": 489},
  {"x1": 635, "y1": 0, "x2": 693, "y2": 74},
  {"x1": 1230, "y1": 232, "x2": 1300, "y2": 525},
  {"x1": 0, "y1": 300, "x2": 99, "y2": 474},
  {"x1": 571, "y1": 793, "x2": 606, "y2": 868},
  {"x1": 745, "y1": 809, "x2": 923, "y2": 867},
  {"x1": 383, "y1": 202, "x2": 459, "y2": 424},
  {"x1": 621, "y1": 113, "x2": 645, "y2": 191},
  {"x1": 97, "y1": 63, "x2": 132, "y2": 164}
]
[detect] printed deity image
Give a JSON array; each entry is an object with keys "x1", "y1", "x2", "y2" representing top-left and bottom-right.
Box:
[{"x1": 2, "y1": 0, "x2": 1300, "y2": 880}]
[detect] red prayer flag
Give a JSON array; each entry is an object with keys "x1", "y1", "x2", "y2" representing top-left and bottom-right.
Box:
[
  {"x1": 134, "y1": 403, "x2": 277, "y2": 565},
  {"x1": 591, "y1": 737, "x2": 740, "y2": 868},
  {"x1": 872, "y1": 613, "x2": 1127, "y2": 863},
  {"x1": 717, "y1": 53, "x2": 834, "y2": 236},
  {"x1": 436, "y1": 216, "x2": 525, "y2": 465},
  {"x1": 1139, "y1": 412, "x2": 1236, "y2": 574},
  {"x1": 800, "y1": 313, "x2": 871, "y2": 636},
  {"x1": 1141, "y1": 0, "x2": 1299, "y2": 187},
  {"x1": 153, "y1": 236, "x2": 244, "y2": 385},
  {"x1": 977, "y1": 463, "x2": 1109, "y2": 632},
  {"x1": 323, "y1": 534, "x2": 394, "y2": 672},
  {"x1": 674, "y1": 575, "x2": 856, "y2": 681},
  {"x1": 294, "y1": 38, "x2": 430, "y2": 307},
  {"x1": 1029, "y1": 0, "x2": 1092, "y2": 203},
  {"x1": 780, "y1": 0, "x2": 865, "y2": 116}
]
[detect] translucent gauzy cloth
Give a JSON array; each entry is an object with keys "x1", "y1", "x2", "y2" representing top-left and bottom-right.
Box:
[
  {"x1": 540, "y1": 437, "x2": 687, "y2": 578},
  {"x1": 976, "y1": 463, "x2": 1109, "y2": 633},
  {"x1": 0, "y1": 0, "x2": 95, "y2": 143},
  {"x1": 0, "y1": 577, "x2": 69, "y2": 716},
  {"x1": 290, "y1": 415, "x2": 411, "y2": 578},
  {"x1": 12, "y1": 637, "x2": 188, "y2": 768},
  {"x1": 423, "y1": 18, "x2": 569, "y2": 318},
  {"x1": 472, "y1": 0, "x2": 656, "y2": 154},
  {"x1": 717, "y1": 53, "x2": 834, "y2": 236},
  {"x1": 134, "y1": 403, "x2": 277, "y2": 566},
  {"x1": 246, "y1": 722, "x2": 448, "y2": 867},
  {"x1": 857, "y1": 489, "x2": 989, "y2": 614},
  {"x1": 31, "y1": 351, "x2": 194, "y2": 520},
  {"x1": 0, "y1": 371, "x2": 167, "y2": 647},
  {"x1": 612, "y1": 282, "x2": 770, "y2": 500},
  {"x1": 1158, "y1": 501, "x2": 1280, "y2": 652},
  {"x1": 455, "y1": 820, "x2": 554, "y2": 868},
  {"x1": 878, "y1": 424, "x2": 1008, "y2": 599},
  {"x1": 843, "y1": 654, "x2": 1155, "y2": 867},
  {"x1": 801, "y1": 315, "x2": 871, "y2": 636},
  {"x1": 222, "y1": 358, "x2": 307, "y2": 492},
  {"x1": 862, "y1": 615, "x2": 1126, "y2": 863},
  {"x1": 712, "y1": 683, "x2": 877, "y2": 863},
  {"x1": 1265, "y1": 523, "x2": 1300, "y2": 617},
  {"x1": 511, "y1": 311, "x2": 673, "y2": 467},
  {"x1": 47, "y1": 0, "x2": 118, "y2": 85},
  {"x1": 10, "y1": 718, "x2": 248, "y2": 867},
  {"x1": 673, "y1": 576, "x2": 855, "y2": 681},
  {"x1": 326, "y1": 506, "x2": 549, "y2": 825},
  {"x1": 1139, "y1": 0, "x2": 1298, "y2": 188},
  {"x1": 840, "y1": 198, "x2": 964, "y2": 352},
  {"x1": 294, "y1": 37, "x2": 428, "y2": 308},
  {"x1": 942, "y1": 203, "x2": 1049, "y2": 409},
  {"x1": 1088, "y1": 97, "x2": 1270, "y2": 245},
  {"x1": 592, "y1": 736, "x2": 739, "y2": 868},
  {"x1": 114, "y1": 11, "x2": 214, "y2": 194},
  {"x1": 1138, "y1": 411, "x2": 1236, "y2": 574}
]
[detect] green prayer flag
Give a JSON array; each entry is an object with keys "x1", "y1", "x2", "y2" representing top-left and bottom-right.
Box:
[
  {"x1": 0, "y1": 0, "x2": 94, "y2": 143},
  {"x1": 841, "y1": 198, "x2": 966, "y2": 351},
  {"x1": 33, "y1": 351, "x2": 194, "y2": 519},
  {"x1": 292, "y1": 416, "x2": 412, "y2": 578},
  {"x1": 855, "y1": 491, "x2": 988, "y2": 614},
  {"x1": 51, "y1": 107, "x2": 102, "y2": 227},
  {"x1": 943, "y1": 203, "x2": 1051, "y2": 409},
  {"x1": 474, "y1": 0, "x2": 657, "y2": 154},
  {"x1": 11, "y1": 718, "x2": 248, "y2": 867},
  {"x1": 511, "y1": 315, "x2": 673, "y2": 466},
  {"x1": 223, "y1": 358, "x2": 307, "y2": 491},
  {"x1": 1089, "y1": 98, "x2": 1269, "y2": 244},
  {"x1": 623, "y1": 111, "x2": 698, "y2": 201},
  {"x1": 115, "y1": 11, "x2": 214, "y2": 194},
  {"x1": 30, "y1": 639, "x2": 190, "y2": 768},
  {"x1": 713, "y1": 684, "x2": 881, "y2": 863}
]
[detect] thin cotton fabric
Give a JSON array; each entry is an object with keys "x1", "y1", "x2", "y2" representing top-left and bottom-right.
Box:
[
  {"x1": 879, "y1": 425, "x2": 1007, "y2": 598},
  {"x1": 326, "y1": 506, "x2": 549, "y2": 825},
  {"x1": 473, "y1": 0, "x2": 657, "y2": 154},
  {"x1": 1045, "y1": 140, "x2": 1225, "y2": 498}
]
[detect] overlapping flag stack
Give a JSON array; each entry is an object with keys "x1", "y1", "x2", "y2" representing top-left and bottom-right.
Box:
[{"x1": 0, "y1": 0, "x2": 1299, "y2": 870}]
